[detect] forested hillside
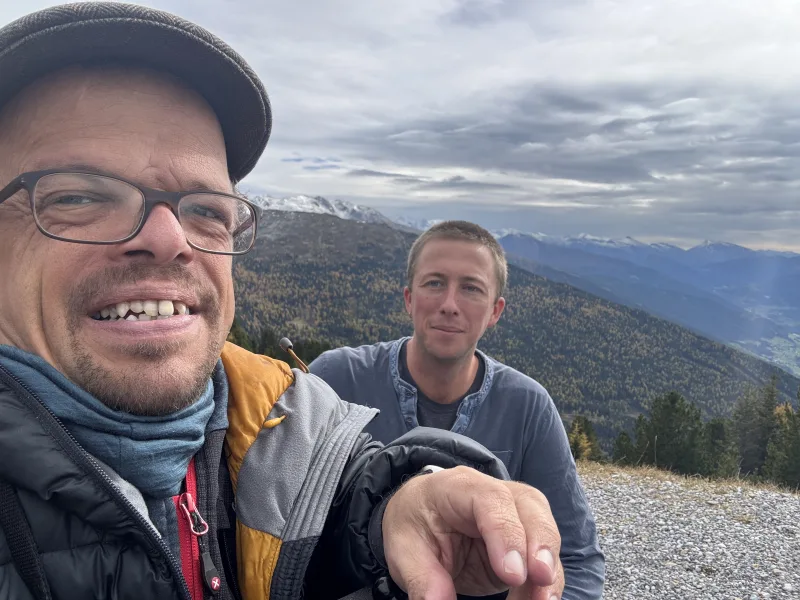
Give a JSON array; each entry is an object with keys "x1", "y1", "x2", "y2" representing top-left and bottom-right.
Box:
[{"x1": 232, "y1": 211, "x2": 800, "y2": 442}]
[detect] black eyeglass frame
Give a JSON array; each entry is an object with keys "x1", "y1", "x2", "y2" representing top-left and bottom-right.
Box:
[{"x1": 0, "y1": 168, "x2": 261, "y2": 255}]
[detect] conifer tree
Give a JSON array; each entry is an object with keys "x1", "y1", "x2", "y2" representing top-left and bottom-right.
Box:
[
  {"x1": 701, "y1": 417, "x2": 738, "y2": 477},
  {"x1": 734, "y1": 376, "x2": 779, "y2": 476},
  {"x1": 613, "y1": 430, "x2": 636, "y2": 465},
  {"x1": 227, "y1": 317, "x2": 254, "y2": 351}
]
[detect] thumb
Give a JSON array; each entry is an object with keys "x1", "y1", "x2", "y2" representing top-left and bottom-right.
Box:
[{"x1": 386, "y1": 538, "x2": 457, "y2": 600}]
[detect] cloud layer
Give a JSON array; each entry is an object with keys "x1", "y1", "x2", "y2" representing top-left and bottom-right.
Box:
[{"x1": 4, "y1": 0, "x2": 800, "y2": 248}]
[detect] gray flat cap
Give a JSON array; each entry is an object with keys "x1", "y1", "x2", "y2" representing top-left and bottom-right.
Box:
[{"x1": 0, "y1": 1, "x2": 272, "y2": 182}]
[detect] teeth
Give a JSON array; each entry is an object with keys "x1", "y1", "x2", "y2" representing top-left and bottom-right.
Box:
[
  {"x1": 158, "y1": 300, "x2": 174, "y2": 316},
  {"x1": 143, "y1": 300, "x2": 159, "y2": 317},
  {"x1": 96, "y1": 299, "x2": 191, "y2": 320},
  {"x1": 116, "y1": 302, "x2": 130, "y2": 318}
]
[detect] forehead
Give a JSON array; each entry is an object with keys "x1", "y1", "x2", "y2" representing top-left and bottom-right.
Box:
[
  {"x1": 416, "y1": 238, "x2": 496, "y2": 279},
  {"x1": 0, "y1": 65, "x2": 229, "y2": 190}
]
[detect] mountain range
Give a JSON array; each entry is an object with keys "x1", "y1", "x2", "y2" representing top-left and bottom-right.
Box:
[
  {"x1": 247, "y1": 193, "x2": 800, "y2": 376},
  {"x1": 232, "y1": 209, "x2": 800, "y2": 446},
  {"x1": 492, "y1": 231, "x2": 800, "y2": 376},
  {"x1": 249, "y1": 194, "x2": 397, "y2": 227}
]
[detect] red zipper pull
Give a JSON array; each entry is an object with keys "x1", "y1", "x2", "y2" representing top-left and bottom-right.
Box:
[
  {"x1": 179, "y1": 492, "x2": 209, "y2": 536},
  {"x1": 179, "y1": 491, "x2": 221, "y2": 594}
]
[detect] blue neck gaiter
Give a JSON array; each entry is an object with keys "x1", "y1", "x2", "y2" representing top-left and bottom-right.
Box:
[{"x1": 0, "y1": 345, "x2": 215, "y2": 499}]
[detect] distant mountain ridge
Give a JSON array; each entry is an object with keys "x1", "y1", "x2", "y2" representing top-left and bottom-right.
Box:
[
  {"x1": 249, "y1": 193, "x2": 800, "y2": 375},
  {"x1": 247, "y1": 192, "x2": 798, "y2": 258},
  {"x1": 248, "y1": 194, "x2": 396, "y2": 227},
  {"x1": 494, "y1": 230, "x2": 800, "y2": 375},
  {"x1": 233, "y1": 211, "x2": 800, "y2": 446}
]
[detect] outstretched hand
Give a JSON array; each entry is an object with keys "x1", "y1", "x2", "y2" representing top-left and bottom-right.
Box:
[{"x1": 382, "y1": 466, "x2": 564, "y2": 600}]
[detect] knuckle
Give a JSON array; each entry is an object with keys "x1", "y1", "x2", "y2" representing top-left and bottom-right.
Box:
[
  {"x1": 444, "y1": 464, "x2": 487, "y2": 491},
  {"x1": 510, "y1": 481, "x2": 552, "y2": 511},
  {"x1": 535, "y1": 521, "x2": 562, "y2": 555},
  {"x1": 478, "y1": 489, "x2": 525, "y2": 535},
  {"x1": 540, "y1": 522, "x2": 562, "y2": 551},
  {"x1": 449, "y1": 464, "x2": 477, "y2": 480}
]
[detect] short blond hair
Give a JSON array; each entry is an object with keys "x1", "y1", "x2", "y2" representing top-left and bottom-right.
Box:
[{"x1": 407, "y1": 220, "x2": 507, "y2": 299}]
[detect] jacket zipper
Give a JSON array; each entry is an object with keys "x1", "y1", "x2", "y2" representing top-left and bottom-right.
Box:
[
  {"x1": 178, "y1": 457, "x2": 222, "y2": 598},
  {"x1": 221, "y1": 525, "x2": 243, "y2": 600},
  {"x1": 0, "y1": 364, "x2": 192, "y2": 600}
]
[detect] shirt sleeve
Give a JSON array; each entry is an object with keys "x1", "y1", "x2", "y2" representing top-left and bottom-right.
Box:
[
  {"x1": 520, "y1": 391, "x2": 606, "y2": 600},
  {"x1": 308, "y1": 350, "x2": 345, "y2": 395},
  {"x1": 307, "y1": 351, "x2": 327, "y2": 378},
  {"x1": 308, "y1": 349, "x2": 363, "y2": 407}
]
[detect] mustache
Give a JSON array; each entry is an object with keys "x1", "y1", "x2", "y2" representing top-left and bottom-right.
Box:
[{"x1": 67, "y1": 263, "x2": 219, "y2": 313}]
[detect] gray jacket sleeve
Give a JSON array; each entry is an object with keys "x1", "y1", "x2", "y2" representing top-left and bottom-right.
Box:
[{"x1": 521, "y1": 394, "x2": 606, "y2": 600}]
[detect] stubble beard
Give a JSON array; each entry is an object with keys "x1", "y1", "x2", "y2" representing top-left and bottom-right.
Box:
[
  {"x1": 418, "y1": 331, "x2": 475, "y2": 367},
  {"x1": 66, "y1": 336, "x2": 222, "y2": 416},
  {"x1": 63, "y1": 263, "x2": 225, "y2": 416}
]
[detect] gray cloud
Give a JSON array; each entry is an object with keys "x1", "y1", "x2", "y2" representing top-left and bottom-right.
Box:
[
  {"x1": 413, "y1": 175, "x2": 519, "y2": 192},
  {"x1": 6, "y1": 0, "x2": 800, "y2": 249},
  {"x1": 303, "y1": 164, "x2": 342, "y2": 171},
  {"x1": 328, "y1": 81, "x2": 800, "y2": 238},
  {"x1": 347, "y1": 168, "x2": 516, "y2": 191},
  {"x1": 347, "y1": 168, "x2": 409, "y2": 178}
]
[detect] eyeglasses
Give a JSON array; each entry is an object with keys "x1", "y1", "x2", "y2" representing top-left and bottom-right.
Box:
[{"x1": 0, "y1": 169, "x2": 260, "y2": 255}]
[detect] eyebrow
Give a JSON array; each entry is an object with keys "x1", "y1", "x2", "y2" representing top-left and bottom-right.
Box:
[
  {"x1": 30, "y1": 163, "x2": 230, "y2": 194},
  {"x1": 422, "y1": 272, "x2": 488, "y2": 286}
]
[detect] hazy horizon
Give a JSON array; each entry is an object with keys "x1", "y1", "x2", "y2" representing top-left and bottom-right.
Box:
[
  {"x1": 5, "y1": 1, "x2": 800, "y2": 251},
  {"x1": 242, "y1": 188, "x2": 799, "y2": 253}
]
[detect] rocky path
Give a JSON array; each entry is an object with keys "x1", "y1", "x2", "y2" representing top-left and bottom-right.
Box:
[{"x1": 578, "y1": 463, "x2": 800, "y2": 599}]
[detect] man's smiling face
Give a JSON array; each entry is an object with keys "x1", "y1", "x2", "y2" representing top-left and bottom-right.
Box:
[{"x1": 0, "y1": 65, "x2": 236, "y2": 415}]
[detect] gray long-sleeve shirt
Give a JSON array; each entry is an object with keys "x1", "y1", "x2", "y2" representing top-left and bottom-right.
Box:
[{"x1": 310, "y1": 337, "x2": 605, "y2": 600}]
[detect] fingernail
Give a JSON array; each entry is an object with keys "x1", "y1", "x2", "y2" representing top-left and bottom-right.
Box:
[
  {"x1": 550, "y1": 596, "x2": 559, "y2": 600},
  {"x1": 536, "y1": 548, "x2": 555, "y2": 575},
  {"x1": 503, "y1": 550, "x2": 526, "y2": 578}
]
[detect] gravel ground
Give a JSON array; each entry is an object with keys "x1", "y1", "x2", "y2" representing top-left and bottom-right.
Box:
[{"x1": 578, "y1": 463, "x2": 800, "y2": 599}]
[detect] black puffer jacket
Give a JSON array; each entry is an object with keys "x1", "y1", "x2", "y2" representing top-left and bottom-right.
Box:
[{"x1": 0, "y1": 362, "x2": 508, "y2": 600}]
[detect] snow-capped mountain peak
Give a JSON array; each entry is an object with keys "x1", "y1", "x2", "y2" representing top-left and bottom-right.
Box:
[
  {"x1": 250, "y1": 194, "x2": 394, "y2": 226},
  {"x1": 493, "y1": 229, "x2": 555, "y2": 243},
  {"x1": 391, "y1": 216, "x2": 444, "y2": 232},
  {"x1": 568, "y1": 233, "x2": 646, "y2": 248}
]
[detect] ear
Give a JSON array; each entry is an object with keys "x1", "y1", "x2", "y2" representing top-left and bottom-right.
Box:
[
  {"x1": 403, "y1": 286, "x2": 412, "y2": 314},
  {"x1": 487, "y1": 296, "x2": 505, "y2": 328}
]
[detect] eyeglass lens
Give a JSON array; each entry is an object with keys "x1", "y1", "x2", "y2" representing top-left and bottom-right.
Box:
[{"x1": 31, "y1": 173, "x2": 255, "y2": 254}]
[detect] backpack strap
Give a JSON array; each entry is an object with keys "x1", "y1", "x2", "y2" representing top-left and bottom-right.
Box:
[{"x1": 0, "y1": 481, "x2": 52, "y2": 600}]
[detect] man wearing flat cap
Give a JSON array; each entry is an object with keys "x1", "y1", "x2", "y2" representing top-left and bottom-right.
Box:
[{"x1": 0, "y1": 3, "x2": 567, "y2": 600}]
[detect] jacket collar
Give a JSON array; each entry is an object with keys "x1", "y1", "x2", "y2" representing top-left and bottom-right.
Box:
[{"x1": 387, "y1": 337, "x2": 495, "y2": 435}]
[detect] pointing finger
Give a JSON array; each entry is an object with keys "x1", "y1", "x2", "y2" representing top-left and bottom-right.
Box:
[{"x1": 506, "y1": 482, "x2": 565, "y2": 600}]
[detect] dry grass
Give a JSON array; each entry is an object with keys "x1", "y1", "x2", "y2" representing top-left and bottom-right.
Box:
[{"x1": 575, "y1": 460, "x2": 800, "y2": 496}]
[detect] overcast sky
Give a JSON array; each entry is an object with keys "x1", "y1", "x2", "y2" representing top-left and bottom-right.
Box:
[{"x1": 5, "y1": 1, "x2": 800, "y2": 249}]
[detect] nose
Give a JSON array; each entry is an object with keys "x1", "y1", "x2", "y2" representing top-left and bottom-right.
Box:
[
  {"x1": 113, "y1": 203, "x2": 194, "y2": 264},
  {"x1": 438, "y1": 285, "x2": 460, "y2": 315}
]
